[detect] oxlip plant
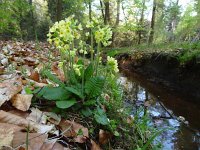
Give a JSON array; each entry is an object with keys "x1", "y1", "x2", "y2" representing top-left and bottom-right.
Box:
[{"x1": 37, "y1": 16, "x2": 120, "y2": 128}]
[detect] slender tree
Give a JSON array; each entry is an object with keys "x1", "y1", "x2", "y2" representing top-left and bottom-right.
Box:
[
  {"x1": 115, "y1": 0, "x2": 120, "y2": 26},
  {"x1": 154, "y1": 0, "x2": 165, "y2": 42},
  {"x1": 148, "y1": 0, "x2": 157, "y2": 44},
  {"x1": 195, "y1": 0, "x2": 200, "y2": 28},
  {"x1": 56, "y1": 0, "x2": 62, "y2": 21},
  {"x1": 100, "y1": 0, "x2": 105, "y2": 20},
  {"x1": 112, "y1": 0, "x2": 121, "y2": 46},
  {"x1": 166, "y1": 0, "x2": 180, "y2": 41},
  {"x1": 89, "y1": 0, "x2": 92, "y2": 22},
  {"x1": 104, "y1": 0, "x2": 110, "y2": 25},
  {"x1": 28, "y1": 0, "x2": 36, "y2": 38},
  {"x1": 138, "y1": 0, "x2": 146, "y2": 44}
]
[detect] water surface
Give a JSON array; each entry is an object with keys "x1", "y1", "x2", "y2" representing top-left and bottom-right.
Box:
[{"x1": 119, "y1": 71, "x2": 200, "y2": 150}]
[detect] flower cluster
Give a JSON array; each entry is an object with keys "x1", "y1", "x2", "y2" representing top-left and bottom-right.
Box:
[
  {"x1": 47, "y1": 16, "x2": 82, "y2": 51},
  {"x1": 94, "y1": 26, "x2": 112, "y2": 46},
  {"x1": 85, "y1": 18, "x2": 112, "y2": 47},
  {"x1": 47, "y1": 16, "x2": 114, "y2": 81},
  {"x1": 107, "y1": 56, "x2": 119, "y2": 73},
  {"x1": 73, "y1": 64, "x2": 83, "y2": 76}
]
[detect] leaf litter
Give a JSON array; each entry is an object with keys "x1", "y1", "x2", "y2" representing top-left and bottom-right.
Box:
[{"x1": 0, "y1": 40, "x2": 107, "y2": 150}]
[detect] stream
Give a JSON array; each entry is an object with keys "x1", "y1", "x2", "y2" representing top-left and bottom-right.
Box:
[{"x1": 119, "y1": 71, "x2": 200, "y2": 150}]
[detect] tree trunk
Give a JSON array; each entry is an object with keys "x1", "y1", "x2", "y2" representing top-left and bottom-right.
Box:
[
  {"x1": 112, "y1": 0, "x2": 121, "y2": 47},
  {"x1": 148, "y1": 0, "x2": 156, "y2": 44},
  {"x1": 56, "y1": 0, "x2": 62, "y2": 21},
  {"x1": 100, "y1": 0, "x2": 105, "y2": 20},
  {"x1": 89, "y1": 0, "x2": 93, "y2": 48},
  {"x1": 115, "y1": 0, "x2": 120, "y2": 26},
  {"x1": 104, "y1": 0, "x2": 110, "y2": 25},
  {"x1": 138, "y1": 0, "x2": 146, "y2": 44},
  {"x1": 172, "y1": 0, "x2": 179, "y2": 34},
  {"x1": 89, "y1": 0, "x2": 92, "y2": 22},
  {"x1": 168, "y1": 0, "x2": 179, "y2": 42}
]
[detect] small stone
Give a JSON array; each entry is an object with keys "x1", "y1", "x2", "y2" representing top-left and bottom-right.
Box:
[
  {"x1": 2, "y1": 46, "x2": 9, "y2": 54},
  {"x1": 184, "y1": 121, "x2": 189, "y2": 125},
  {"x1": 1, "y1": 58, "x2": 8, "y2": 66},
  {"x1": 178, "y1": 116, "x2": 185, "y2": 122}
]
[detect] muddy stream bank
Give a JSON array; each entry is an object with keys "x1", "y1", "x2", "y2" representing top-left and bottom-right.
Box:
[{"x1": 117, "y1": 53, "x2": 200, "y2": 149}]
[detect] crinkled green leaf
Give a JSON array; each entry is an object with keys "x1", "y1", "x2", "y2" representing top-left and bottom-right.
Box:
[
  {"x1": 68, "y1": 70, "x2": 78, "y2": 84},
  {"x1": 94, "y1": 107, "x2": 109, "y2": 125},
  {"x1": 85, "y1": 76, "x2": 105, "y2": 98},
  {"x1": 114, "y1": 131, "x2": 120, "y2": 136},
  {"x1": 38, "y1": 86, "x2": 70, "y2": 101},
  {"x1": 84, "y1": 63, "x2": 94, "y2": 81},
  {"x1": 65, "y1": 86, "x2": 84, "y2": 99},
  {"x1": 83, "y1": 99, "x2": 96, "y2": 106},
  {"x1": 56, "y1": 99, "x2": 76, "y2": 109},
  {"x1": 81, "y1": 107, "x2": 93, "y2": 117},
  {"x1": 44, "y1": 70, "x2": 65, "y2": 86}
]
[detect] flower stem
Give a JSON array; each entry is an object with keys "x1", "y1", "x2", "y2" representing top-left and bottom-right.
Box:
[
  {"x1": 81, "y1": 54, "x2": 85, "y2": 102},
  {"x1": 95, "y1": 42, "x2": 101, "y2": 75},
  {"x1": 60, "y1": 49, "x2": 68, "y2": 82},
  {"x1": 91, "y1": 33, "x2": 94, "y2": 62}
]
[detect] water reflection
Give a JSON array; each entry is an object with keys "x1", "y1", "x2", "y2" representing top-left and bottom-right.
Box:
[{"x1": 119, "y1": 76, "x2": 200, "y2": 150}]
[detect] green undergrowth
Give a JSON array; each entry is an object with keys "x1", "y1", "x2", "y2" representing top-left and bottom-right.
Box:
[
  {"x1": 28, "y1": 17, "x2": 165, "y2": 149},
  {"x1": 32, "y1": 67, "x2": 163, "y2": 149},
  {"x1": 105, "y1": 42, "x2": 200, "y2": 64}
]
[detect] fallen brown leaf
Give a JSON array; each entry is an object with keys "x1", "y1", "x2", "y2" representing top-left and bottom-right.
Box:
[
  {"x1": 26, "y1": 108, "x2": 47, "y2": 124},
  {"x1": 24, "y1": 57, "x2": 38, "y2": 66},
  {"x1": 52, "y1": 142, "x2": 67, "y2": 150},
  {"x1": 0, "y1": 128, "x2": 13, "y2": 148},
  {"x1": 99, "y1": 129, "x2": 112, "y2": 145},
  {"x1": 0, "y1": 76, "x2": 22, "y2": 106},
  {"x1": 52, "y1": 62, "x2": 65, "y2": 82},
  {"x1": 29, "y1": 71, "x2": 40, "y2": 82},
  {"x1": 26, "y1": 78, "x2": 48, "y2": 87},
  {"x1": 91, "y1": 140, "x2": 101, "y2": 150},
  {"x1": 0, "y1": 66, "x2": 4, "y2": 75},
  {"x1": 12, "y1": 132, "x2": 48, "y2": 150},
  {"x1": 0, "y1": 123, "x2": 23, "y2": 149},
  {"x1": 44, "y1": 112, "x2": 61, "y2": 125},
  {"x1": 59, "y1": 119, "x2": 89, "y2": 143},
  {"x1": 8, "y1": 110, "x2": 29, "y2": 118},
  {"x1": 40, "y1": 139, "x2": 57, "y2": 150},
  {"x1": 0, "y1": 110, "x2": 54, "y2": 133},
  {"x1": 11, "y1": 94, "x2": 33, "y2": 111}
]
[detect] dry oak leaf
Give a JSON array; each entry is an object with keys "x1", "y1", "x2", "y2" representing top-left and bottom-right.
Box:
[
  {"x1": 0, "y1": 128, "x2": 13, "y2": 148},
  {"x1": 0, "y1": 123, "x2": 23, "y2": 149},
  {"x1": 26, "y1": 78, "x2": 48, "y2": 87},
  {"x1": 44, "y1": 112, "x2": 61, "y2": 125},
  {"x1": 23, "y1": 57, "x2": 38, "y2": 66},
  {"x1": 52, "y1": 142, "x2": 70, "y2": 150},
  {"x1": 26, "y1": 108, "x2": 47, "y2": 124},
  {"x1": 35, "y1": 63, "x2": 44, "y2": 72},
  {"x1": 0, "y1": 77, "x2": 22, "y2": 106},
  {"x1": 0, "y1": 66, "x2": 4, "y2": 75},
  {"x1": 51, "y1": 62, "x2": 65, "y2": 82},
  {"x1": 59, "y1": 119, "x2": 89, "y2": 143},
  {"x1": 99, "y1": 129, "x2": 113, "y2": 145},
  {"x1": 29, "y1": 71, "x2": 40, "y2": 82},
  {"x1": 12, "y1": 132, "x2": 48, "y2": 150},
  {"x1": 40, "y1": 139, "x2": 67, "y2": 150},
  {"x1": 0, "y1": 110, "x2": 54, "y2": 134},
  {"x1": 91, "y1": 140, "x2": 102, "y2": 150},
  {"x1": 11, "y1": 94, "x2": 33, "y2": 111},
  {"x1": 8, "y1": 110, "x2": 29, "y2": 119}
]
